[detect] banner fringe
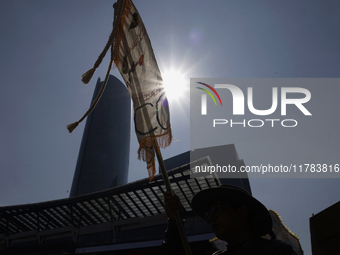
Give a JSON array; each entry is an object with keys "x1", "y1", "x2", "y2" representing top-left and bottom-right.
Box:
[{"x1": 137, "y1": 126, "x2": 172, "y2": 181}]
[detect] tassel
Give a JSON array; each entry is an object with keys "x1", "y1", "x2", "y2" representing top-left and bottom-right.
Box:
[
  {"x1": 67, "y1": 1, "x2": 124, "y2": 133},
  {"x1": 81, "y1": 68, "x2": 96, "y2": 84},
  {"x1": 66, "y1": 121, "x2": 79, "y2": 133}
]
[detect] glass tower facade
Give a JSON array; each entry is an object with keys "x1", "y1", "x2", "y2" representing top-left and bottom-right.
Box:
[{"x1": 70, "y1": 75, "x2": 131, "y2": 197}]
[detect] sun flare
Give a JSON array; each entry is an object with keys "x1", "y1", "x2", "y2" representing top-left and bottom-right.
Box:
[{"x1": 162, "y1": 70, "x2": 187, "y2": 101}]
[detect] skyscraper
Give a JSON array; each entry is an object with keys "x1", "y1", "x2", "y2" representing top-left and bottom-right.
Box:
[
  {"x1": 70, "y1": 75, "x2": 131, "y2": 197},
  {"x1": 162, "y1": 144, "x2": 251, "y2": 193}
]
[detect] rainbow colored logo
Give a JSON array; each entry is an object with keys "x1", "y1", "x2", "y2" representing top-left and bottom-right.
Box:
[{"x1": 196, "y1": 82, "x2": 223, "y2": 106}]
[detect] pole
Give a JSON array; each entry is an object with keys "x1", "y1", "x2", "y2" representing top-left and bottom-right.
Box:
[
  {"x1": 113, "y1": 2, "x2": 192, "y2": 253},
  {"x1": 152, "y1": 138, "x2": 192, "y2": 255}
]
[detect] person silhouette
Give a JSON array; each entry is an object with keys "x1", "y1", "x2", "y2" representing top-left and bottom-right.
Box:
[{"x1": 159, "y1": 185, "x2": 297, "y2": 255}]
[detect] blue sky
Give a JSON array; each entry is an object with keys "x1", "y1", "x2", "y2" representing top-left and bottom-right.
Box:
[{"x1": 1, "y1": 1, "x2": 340, "y2": 254}]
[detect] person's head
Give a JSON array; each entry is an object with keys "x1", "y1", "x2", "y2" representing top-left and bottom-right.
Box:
[
  {"x1": 191, "y1": 185, "x2": 272, "y2": 244},
  {"x1": 204, "y1": 199, "x2": 252, "y2": 244}
]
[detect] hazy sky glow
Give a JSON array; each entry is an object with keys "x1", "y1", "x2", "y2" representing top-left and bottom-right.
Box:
[{"x1": 1, "y1": 1, "x2": 340, "y2": 254}]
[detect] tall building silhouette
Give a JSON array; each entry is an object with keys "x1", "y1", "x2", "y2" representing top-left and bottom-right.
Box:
[{"x1": 70, "y1": 75, "x2": 131, "y2": 197}]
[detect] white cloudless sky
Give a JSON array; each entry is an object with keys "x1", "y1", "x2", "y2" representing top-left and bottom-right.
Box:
[{"x1": 1, "y1": 1, "x2": 340, "y2": 254}]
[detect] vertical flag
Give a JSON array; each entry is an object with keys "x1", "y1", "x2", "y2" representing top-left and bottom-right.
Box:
[
  {"x1": 114, "y1": 0, "x2": 172, "y2": 181},
  {"x1": 67, "y1": 0, "x2": 172, "y2": 181}
]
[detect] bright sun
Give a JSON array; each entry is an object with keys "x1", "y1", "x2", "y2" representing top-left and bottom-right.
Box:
[{"x1": 162, "y1": 70, "x2": 187, "y2": 101}]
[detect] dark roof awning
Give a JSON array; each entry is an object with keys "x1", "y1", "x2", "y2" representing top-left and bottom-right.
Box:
[{"x1": 0, "y1": 160, "x2": 220, "y2": 236}]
